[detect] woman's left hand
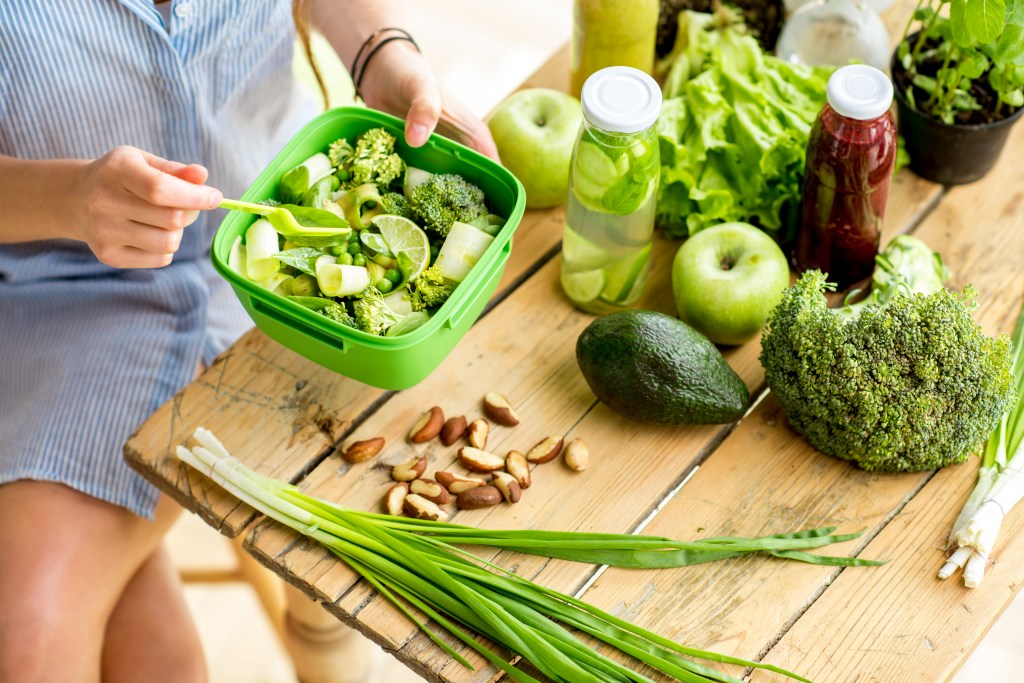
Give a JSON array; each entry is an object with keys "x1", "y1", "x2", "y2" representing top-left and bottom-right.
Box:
[{"x1": 356, "y1": 41, "x2": 500, "y2": 161}]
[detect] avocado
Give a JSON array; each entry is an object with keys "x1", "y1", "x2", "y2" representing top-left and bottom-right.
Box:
[{"x1": 576, "y1": 310, "x2": 750, "y2": 424}]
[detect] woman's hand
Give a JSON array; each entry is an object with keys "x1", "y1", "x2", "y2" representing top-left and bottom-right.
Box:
[
  {"x1": 357, "y1": 41, "x2": 500, "y2": 161},
  {"x1": 71, "y1": 147, "x2": 223, "y2": 269}
]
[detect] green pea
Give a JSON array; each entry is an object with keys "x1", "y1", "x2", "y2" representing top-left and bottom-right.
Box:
[
  {"x1": 376, "y1": 279, "x2": 394, "y2": 294},
  {"x1": 338, "y1": 252, "x2": 354, "y2": 265},
  {"x1": 347, "y1": 241, "x2": 362, "y2": 255},
  {"x1": 330, "y1": 245, "x2": 348, "y2": 257},
  {"x1": 352, "y1": 253, "x2": 367, "y2": 266},
  {"x1": 385, "y1": 268, "x2": 401, "y2": 284},
  {"x1": 429, "y1": 244, "x2": 440, "y2": 259}
]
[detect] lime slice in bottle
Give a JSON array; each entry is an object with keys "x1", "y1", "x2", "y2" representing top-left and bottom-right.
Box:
[
  {"x1": 561, "y1": 268, "x2": 606, "y2": 305},
  {"x1": 371, "y1": 214, "x2": 430, "y2": 281},
  {"x1": 600, "y1": 243, "x2": 651, "y2": 304},
  {"x1": 562, "y1": 226, "x2": 612, "y2": 272}
]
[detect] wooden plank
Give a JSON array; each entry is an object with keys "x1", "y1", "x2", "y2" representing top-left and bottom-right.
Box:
[
  {"x1": 123, "y1": 330, "x2": 373, "y2": 536},
  {"x1": 754, "y1": 127, "x2": 1024, "y2": 683},
  {"x1": 238, "y1": 159, "x2": 938, "y2": 680},
  {"x1": 754, "y1": 460, "x2": 1024, "y2": 683},
  {"x1": 123, "y1": 45, "x2": 572, "y2": 538}
]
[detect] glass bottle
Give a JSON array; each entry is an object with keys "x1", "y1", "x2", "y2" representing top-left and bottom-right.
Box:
[
  {"x1": 570, "y1": 0, "x2": 659, "y2": 98},
  {"x1": 776, "y1": 0, "x2": 891, "y2": 71},
  {"x1": 561, "y1": 66, "x2": 662, "y2": 314},
  {"x1": 795, "y1": 64, "x2": 897, "y2": 289}
]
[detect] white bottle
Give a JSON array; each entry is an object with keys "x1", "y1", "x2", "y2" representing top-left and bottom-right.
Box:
[{"x1": 776, "y1": 0, "x2": 891, "y2": 71}]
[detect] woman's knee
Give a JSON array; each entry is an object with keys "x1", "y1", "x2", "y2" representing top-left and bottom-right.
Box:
[{"x1": 0, "y1": 570, "x2": 106, "y2": 681}]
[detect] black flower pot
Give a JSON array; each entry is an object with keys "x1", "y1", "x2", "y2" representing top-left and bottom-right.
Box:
[{"x1": 891, "y1": 49, "x2": 1024, "y2": 185}]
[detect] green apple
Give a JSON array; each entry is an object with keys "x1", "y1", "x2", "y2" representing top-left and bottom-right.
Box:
[
  {"x1": 487, "y1": 88, "x2": 582, "y2": 209},
  {"x1": 672, "y1": 222, "x2": 790, "y2": 346}
]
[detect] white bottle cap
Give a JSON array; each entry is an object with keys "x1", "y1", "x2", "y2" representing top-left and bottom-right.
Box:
[
  {"x1": 581, "y1": 66, "x2": 662, "y2": 134},
  {"x1": 827, "y1": 64, "x2": 893, "y2": 121}
]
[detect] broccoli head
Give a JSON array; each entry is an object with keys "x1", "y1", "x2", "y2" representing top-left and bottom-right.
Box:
[
  {"x1": 409, "y1": 173, "x2": 487, "y2": 237},
  {"x1": 760, "y1": 268, "x2": 1015, "y2": 472},
  {"x1": 350, "y1": 128, "x2": 404, "y2": 188},
  {"x1": 408, "y1": 265, "x2": 456, "y2": 311},
  {"x1": 353, "y1": 287, "x2": 401, "y2": 335},
  {"x1": 319, "y1": 302, "x2": 357, "y2": 329},
  {"x1": 380, "y1": 191, "x2": 415, "y2": 220}
]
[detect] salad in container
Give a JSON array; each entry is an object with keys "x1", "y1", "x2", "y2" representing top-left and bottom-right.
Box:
[{"x1": 211, "y1": 107, "x2": 525, "y2": 390}]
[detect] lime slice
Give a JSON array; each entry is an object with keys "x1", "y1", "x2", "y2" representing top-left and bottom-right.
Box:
[
  {"x1": 561, "y1": 268, "x2": 606, "y2": 304},
  {"x1": 562, "y1": 226, "x2": 612, "y2": 272},
  {"x1": 600, "y1": 244, "x2": 651, "y2": 304},
  {"x1": 371, "y1": 214, "x2": 430, "y2": 281}
]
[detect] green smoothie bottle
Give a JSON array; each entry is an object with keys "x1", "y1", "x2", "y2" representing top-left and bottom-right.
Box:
[
  {"x1": 561, "y1": 66, "x2": 662, "y2": 314},
  {"x1": 571, "y1": 0, "x2": 658, "y2": 98}
]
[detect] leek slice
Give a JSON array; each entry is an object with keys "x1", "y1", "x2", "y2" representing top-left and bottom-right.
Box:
[
  {"x1": 435, "y1": 221, "x2": 495, "y2": 283},
  {"x1": 228, "y1": 236, "x2": 248, "y2": 278},
  {"x1": 245, "y1": 219, "x2": 281, "y2": 281},
  {"x1": 315, "y1": 255, "x2": 371, "y2": 297}
]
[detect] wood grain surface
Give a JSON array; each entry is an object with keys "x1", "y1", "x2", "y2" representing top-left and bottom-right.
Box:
[{"x1": 122, "y1": 2, "x2": 1024, "y2": 681}]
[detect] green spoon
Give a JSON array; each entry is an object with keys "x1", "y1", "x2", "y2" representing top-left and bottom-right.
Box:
[{"x1": 219, "y1": 198, "x2": 351, "y2": 238}]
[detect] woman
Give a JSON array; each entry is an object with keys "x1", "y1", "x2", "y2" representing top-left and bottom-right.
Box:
[{"x1": 0, "y1": 1, "x2": 498, "y2": 681}]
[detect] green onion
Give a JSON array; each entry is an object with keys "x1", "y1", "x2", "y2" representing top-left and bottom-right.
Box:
[
  {"x1": 177, "y1": 427, "x2": 883, "y2": 683},
  {"x1": 940, "y1": 299, "x2": 1024, "y2": 587}
]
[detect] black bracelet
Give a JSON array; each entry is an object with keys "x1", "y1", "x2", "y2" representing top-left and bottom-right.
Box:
[{"x1": 351, "y1": 28, "x2": 420, "y2": 97}]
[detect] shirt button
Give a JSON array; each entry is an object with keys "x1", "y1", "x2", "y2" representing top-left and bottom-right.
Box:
[{"x1": 174, "y1": 2, "x2": 193, "y2": 19}]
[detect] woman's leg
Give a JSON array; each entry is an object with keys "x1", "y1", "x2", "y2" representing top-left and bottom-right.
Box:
[
  {"x1": 0, "y1": 481, "x2": 194, "y2": 683},
  {"x1": 101, "y1": 544, "x2": 206, "y2": 683}
]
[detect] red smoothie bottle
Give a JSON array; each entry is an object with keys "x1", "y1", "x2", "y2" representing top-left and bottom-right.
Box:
[{"x1": 795, "y1": 65, "x2": 897, "y2": 289}]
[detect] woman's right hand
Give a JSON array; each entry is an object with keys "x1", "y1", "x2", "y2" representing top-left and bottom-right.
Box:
[{"x1": 72, "y1": 146, "x2": 223, "y2": 269}]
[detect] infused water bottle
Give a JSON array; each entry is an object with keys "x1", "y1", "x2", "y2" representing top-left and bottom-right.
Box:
[
  {"x1": 795, "y1": 64, "x2": 897, "y2": 289},
  {"x1": 561, "y1": 66, "x2": 662, "y2": 314}
]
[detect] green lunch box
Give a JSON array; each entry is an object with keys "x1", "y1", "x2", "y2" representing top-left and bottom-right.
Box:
[{"x1": 210, "y1": 107, "x2": 526, "y2": 390}]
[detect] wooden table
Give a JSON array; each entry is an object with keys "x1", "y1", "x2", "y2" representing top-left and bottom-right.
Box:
[{"x1": 125, "y1": 5, "x2": 1024, "y2": 681}]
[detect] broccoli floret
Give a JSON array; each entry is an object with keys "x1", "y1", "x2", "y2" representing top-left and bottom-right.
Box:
[
  {"x1": 328, "y1": 137, "x2": 354, "y2": 168},
  {"x1": 353, "y1": 287, "x2": 401, "y2": 335},
  {"x1": 319, "y1": 302, "x2": 357, "y2": 329},
  {"x1": 409, "y1": 173, "x2": 487, "y2": 237},
  {"x1": 380, "y1": 191, "x2": 415, "y2": 220},
  {"x1": 408, "y1": 265, "x2": 456, "y2": 312},
  {"x1": 760, "y1": 237, "x2": 1015, "y2": 473},
  {"x1": 349, "y1": 128, "x2": 404, "y2": 188}
]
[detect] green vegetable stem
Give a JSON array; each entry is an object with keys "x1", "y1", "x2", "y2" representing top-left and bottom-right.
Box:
[{"x1": 178, "y1": 427, "x2": 885, "y2": 683}]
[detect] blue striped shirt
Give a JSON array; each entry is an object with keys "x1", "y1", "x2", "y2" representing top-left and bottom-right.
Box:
[{"x1": 0, "y1": 0, "x2": 319, "y2": 517}]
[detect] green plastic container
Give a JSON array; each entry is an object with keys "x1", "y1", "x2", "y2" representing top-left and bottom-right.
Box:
[{"x1": 211, "y1": 107, "x2": 526, "y2": 390}]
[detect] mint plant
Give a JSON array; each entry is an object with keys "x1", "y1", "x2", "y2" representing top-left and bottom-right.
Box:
[{"x1": 896, "y1": 0, "x2": 1024, "y2": 124}]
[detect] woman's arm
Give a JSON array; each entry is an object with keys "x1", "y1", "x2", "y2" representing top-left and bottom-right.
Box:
[
  {"x1": 310, "y1": 0, "x2": 499, "y2": 159},
  {"x1": 0, "y1": 148, "x2": 222, "y2": 268},
  {"x1": 0, "y1": 155, "x2": 89, "y2": 244}
]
